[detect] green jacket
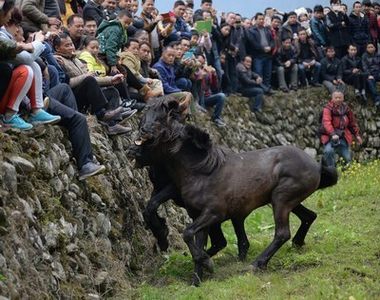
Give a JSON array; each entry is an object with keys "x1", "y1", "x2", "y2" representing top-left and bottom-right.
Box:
[
  {"x1": 0, "y1": 38, "x2": 17, "y2": 61},
  {"x1": 96, "y1": 19, "x2": 127, "y2": 67}
]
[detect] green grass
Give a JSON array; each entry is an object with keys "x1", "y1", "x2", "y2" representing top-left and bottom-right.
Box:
[{"x1": 123, "y1": 161, "x2": 380, "y2": 300}]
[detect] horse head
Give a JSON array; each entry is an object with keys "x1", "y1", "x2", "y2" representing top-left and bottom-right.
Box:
[{"x1": 129, "y1": 96, "x2": 186, "y2": 167}]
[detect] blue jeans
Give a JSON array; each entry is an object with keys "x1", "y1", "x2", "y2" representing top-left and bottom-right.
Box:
[
  {"x1": 241, "y1": 87, "x2": 264, "y2": 112},
  {"x1": 204, "y1": 93, "x2": 226, "y2": 120},
  {"x1": 298, "y1": 62, "x2": 321, "y2": 85},
  {"x1": 253, "y1": 56, "x2": 272, "y2": 89},
  {"x1": 176, "y1": 77, "x2": 192, "y2": 92},
  {"x1": 323, "y1": 139, "x2": 351, "y2": 167}
]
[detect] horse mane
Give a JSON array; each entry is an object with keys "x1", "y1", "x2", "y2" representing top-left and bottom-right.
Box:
[{"x1": 169, "y1": 124, "x2": 226, "y2": 175}]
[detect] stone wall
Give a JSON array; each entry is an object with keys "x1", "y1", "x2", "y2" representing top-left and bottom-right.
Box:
[{"x1": 0, "y1": 87, "x2": 379, "y2": 298}]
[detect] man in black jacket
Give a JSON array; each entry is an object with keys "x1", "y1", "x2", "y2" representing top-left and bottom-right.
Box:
[
  {"x1": 326, "y1": 0, "x2": 350, "y2": 58},
  {"x1": 341, "y1": 44, "x2": 368, "y2": 101},
  {"x1": 348, "y1": 1, "x2": 370, "y2": 56},
  {"x1": 83, "y1": 0, "x2": 105, "y2": 26},
  {"x1": 236, "y1": 55, "x2": 265, "y2": 113},
  {"x1": 362, "y1": 42, "x2": 380, "y2": 106},
  {"x1": 246, "y1": 12, "x2": 275, "y2": 93},
  {"x1": 320, "y1": 46, "x2": 345, "y2": 94}
]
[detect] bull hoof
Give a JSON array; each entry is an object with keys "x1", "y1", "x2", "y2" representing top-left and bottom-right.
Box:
[{"x1": 202, "y1": 257, "x2": 214, "y2": 273}]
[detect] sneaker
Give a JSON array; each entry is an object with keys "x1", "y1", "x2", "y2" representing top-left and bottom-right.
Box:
[
  {"x1": 28, "y1": 109, "x2": 61, "y2": 125},
  {"x1": 78, "y1": 162, "x2": 106, "y2": 181},
  {"x1": 121, "y1": 99, "x2": 137, "y2": 108},
  {"x1": 131, "y1": 102, "x2": 146, "y2": 111},
  {"x1": 213, "y1": 118, "x2": 226, "y2": 128},
  {"x1": 106, "y1": 123, "x2": 132, "y2": 136},
  {"x1": 2, "y1": 114, "x2": 33, "y2": 130}
]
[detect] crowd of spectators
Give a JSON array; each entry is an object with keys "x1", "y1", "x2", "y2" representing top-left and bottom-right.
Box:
[{"x1": 1, "y1": 0, "x2": 379, "y2": 178}]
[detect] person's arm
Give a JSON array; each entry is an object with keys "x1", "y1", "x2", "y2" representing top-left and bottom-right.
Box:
[
  {"x1": 347, "y1": 107, "x2": 360, "y2": 136},
  {"x1": 154, "y1": 65, "x2": 181, "y2": 94},
  {"x1": 104, "y1": 28, "x2": 121, "y2": 67},
  {"x1": 321, "y1": 107, "x2": 335, "y2": 136},
  {"x1": 21, "y1": 0, "x2": 50, "y2": 25}
]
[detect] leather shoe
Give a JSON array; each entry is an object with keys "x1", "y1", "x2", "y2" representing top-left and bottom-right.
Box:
[
  {"x1": 106, "y1": 123, "x2": 132, "y2": 136},
  {"x1": 121, "y1": 108, "x2": 138, "y2": 120},
  {"x1": 101, "y1": 107, "x2": 124, "y2": 122}
]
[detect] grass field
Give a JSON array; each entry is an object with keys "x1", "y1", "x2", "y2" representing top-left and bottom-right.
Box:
[{"x1": 126, "y1": 161, "x2": 380, "y2": 300}]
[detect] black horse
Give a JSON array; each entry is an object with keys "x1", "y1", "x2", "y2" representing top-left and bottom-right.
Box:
[{"x1": 132, "y1": 98, "x2": 338, "y2": 285}]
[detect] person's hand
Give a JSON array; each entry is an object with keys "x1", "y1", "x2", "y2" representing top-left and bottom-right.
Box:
[
  {"x1": 333, "y1": 79, "x2": 338, "y2": 85},
  {"x1": 356, "y1": 136, "x2": 363, "y2": 145},
  {"x1": 337, "y1": 79, "x2": 344, "y2": 84},
  {"x1": 48, "y1": 17, "x2": 61, "y2": 26},
  {"x1": 33, "y1": 31, "x2": 45, "y2": 42},
  {"x1": 110, "y1": 66, "x2": 120, "y2": 75},
  {"x1": 169, "y1": 16, "x2": 176, "y2": 23},
  {"x1": 303, "y1": 61, "x2": 309, "y2": 67},
  {"x1": 352, "y1": 68, "x2": 359, "y2": 74},
  {"x1": 332, "y1": 134, "x2": 340, "y2": 141},
  {"x1": 368, "y1": 75, "x2": 374, "y2": 80},
  {"x1": 310, "y1": 59, "x2": 316, "y2": 66},
  {"x1": 87, "y1": 71, "x2": 96, "y2": 77},
  {"x1": 146, "y1": 78, "x2": 154, "y2": 84},
  {"x1": 264, "y1": 46, "x2": 271, "y2": 53},
  {"x1": 54, "y1": 55, "x2": 64, "y2": 65},
  {"x1": 256, "y1": 77, "x2": 263, "y2": 84},
  {"x1": 111, "y1": 73, "x2": 124, "y2": 84},
  {"x1": 154, "y1": 15, "x2": 163, "y2": 23},
  {"x1": 19, "y1": 42, "x2": 34, "y2": 52},
  {"x1": 285, "y1": 61, "x2": 291, "y2": 68},
  {"x1": 341, "y1": 21, "x2": 346, "y2": 27}
]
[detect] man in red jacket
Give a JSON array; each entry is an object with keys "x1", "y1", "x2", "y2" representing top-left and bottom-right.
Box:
[{"x1": 321, "y1": 91, "x2": 363, "y2": 167}]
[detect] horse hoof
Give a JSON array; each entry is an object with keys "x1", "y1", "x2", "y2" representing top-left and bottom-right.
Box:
[
  {"x1": 191, "y1": 273, "x2": 201, "y2": 287},
  {"x1": 157, "y1": 239, "x2": 169, "y2": 252},
  {"x1": 251, "y1": 262, "x2": 267, "y2": 273},
  {"x1": 202, "y1": 258, "x2": 214, "y2": 273},
  {"x1": 292, "y1": 240, "x2": 305, "y2": 248}
]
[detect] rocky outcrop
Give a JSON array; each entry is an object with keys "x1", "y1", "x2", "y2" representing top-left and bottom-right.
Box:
[{"x1": 0, "y1": 87, "x2": 379, "y2": 298}]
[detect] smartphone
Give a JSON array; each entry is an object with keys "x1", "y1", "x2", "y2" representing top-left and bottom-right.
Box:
[{"x1": 183, "y1": 51, "x2": 193, "y2": 60}]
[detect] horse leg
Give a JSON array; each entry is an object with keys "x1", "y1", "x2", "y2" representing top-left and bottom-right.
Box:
[
  {"x1": 252, "y1": 201, "x2": 291, "y2": 271},
  {"x1": 143, "y1": 184, "x2": 177, "y2": 251},
  {"x1": 206, "y1": 223, "x2": 227, "y2": 258},
  {"x1": 291, "y1": 204, "x2": 317, "y2": 247},
  {"x1": 232, "y1": 218, "x2": 250, "y2": 261},
  {"x1": 183, "y1": 211, "x2": 221, "y2": 286}
]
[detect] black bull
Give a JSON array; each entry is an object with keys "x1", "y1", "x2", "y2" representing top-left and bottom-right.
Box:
[{"x1": 129, "y1": 98, "x2": 338, "y2": 285}]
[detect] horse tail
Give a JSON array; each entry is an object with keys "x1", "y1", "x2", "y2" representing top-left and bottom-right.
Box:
[{"x1": 318, "y1": 161, "x2": 338, "y2": 190}]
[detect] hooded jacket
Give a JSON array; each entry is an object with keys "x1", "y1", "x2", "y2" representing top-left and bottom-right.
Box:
[{"x1": 97, "y1": 19, "x2": 127, "y2": 67}]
